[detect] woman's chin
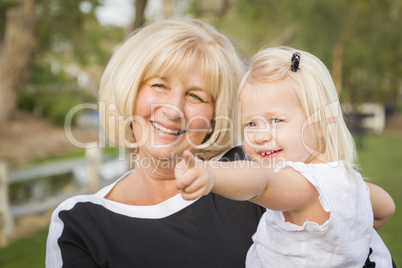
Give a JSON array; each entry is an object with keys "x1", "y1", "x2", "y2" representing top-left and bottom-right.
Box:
[{"x1": 147, "y1": 147, "x2": 187, "y2": 161}]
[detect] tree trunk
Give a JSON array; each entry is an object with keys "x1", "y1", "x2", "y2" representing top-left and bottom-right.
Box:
[
  {"x1": 132, "y1": 0, "x2": 148, "y2": 31},
  {"x1": 216, "y1": 0, "x2": 231, "y2": 19},
  {"x1": 162, "y1": 0, "x2": 173, "y2": 19},
  {"x1": 332, "y1": 42, "x2": 344, "y2": 95},
  {"x1": 0, "y1": 0, "x2": 36, "y2": 124}
]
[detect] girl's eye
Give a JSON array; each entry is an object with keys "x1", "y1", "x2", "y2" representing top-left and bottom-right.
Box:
[
  {"x1": 271, "y1": 118, "x2": 282, "y2": 124},
  {"x1": 187, "y1": 92, "x2": 205, "y2": 103}
]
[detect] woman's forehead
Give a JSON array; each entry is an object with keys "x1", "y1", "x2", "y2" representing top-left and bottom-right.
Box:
[
  {"x1": 146, "y1": 60, "x2": 219, "y2": 94},
  {"x1": 145, "y1": 53, "x2": 199, "y2": 78}
]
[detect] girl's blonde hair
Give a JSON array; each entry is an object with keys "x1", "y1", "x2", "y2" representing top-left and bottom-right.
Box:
[
  {"x1": 99, "y1": 19, "x2": 245, "y2": 159},
  {"x1": 240, "y1": 46, "x2": 356, "y2": 172}
]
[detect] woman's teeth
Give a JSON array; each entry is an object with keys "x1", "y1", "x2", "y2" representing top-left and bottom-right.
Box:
[{"x1": 151, "y1": 121, "x2": 185, "y2": 136}]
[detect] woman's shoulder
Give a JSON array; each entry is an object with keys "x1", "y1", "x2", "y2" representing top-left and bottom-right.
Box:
[
  {"x1": 217, "y1": 146, "x2": 246, "y2": 162},
  {"x1": 51, "y1": 193, "x2": 99, "y2": 217},
  {"x1": 50, "y1": 179, "x2": 121, "y2": 218}
]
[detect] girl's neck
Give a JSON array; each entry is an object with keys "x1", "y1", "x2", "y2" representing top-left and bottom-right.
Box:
[{"x1": 305, "y1": 148, "x2": 334, "y2": 164}]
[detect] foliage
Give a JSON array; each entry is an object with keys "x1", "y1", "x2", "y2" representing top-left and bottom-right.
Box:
[
  {"x1": 15, "y1": 0, "x2": 126, "y2": 125},
  {"x1": 9, "y1": 0, "x2": 399, "y2": 124},
  {"x1": 34, "y1": 0, "x2": 127, "y2": 66},
  {"x1": 9, "y1": 172, "x2": 75, "y2": 205},
  {"x1": 18, "y1": 87, "x2": 95, "y2": 126},
  {"x1": 189, "y1": 0, "x2": 402, "y2": 108},
  {"x1": 18, "y1": 60, "x2": 96, "y2": 125}
]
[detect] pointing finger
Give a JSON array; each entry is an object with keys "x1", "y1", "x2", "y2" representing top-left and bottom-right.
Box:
[{"x1": 183, "y1": 150, "x2": 196, "y2": 169}]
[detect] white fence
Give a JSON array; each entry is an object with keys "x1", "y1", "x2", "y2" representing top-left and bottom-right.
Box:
[{"x1": 0, "y1": 147, "x2": 104, "y2": 246}]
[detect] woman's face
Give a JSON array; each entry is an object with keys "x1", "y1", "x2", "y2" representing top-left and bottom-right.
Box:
[{"x1": 132, "y1": 63, "x2": 214, "y2": 160}]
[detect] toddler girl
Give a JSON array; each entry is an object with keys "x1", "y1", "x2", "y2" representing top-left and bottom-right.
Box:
[{"x1": 175, "y1": 47, "x2": 394, "y2": 267}]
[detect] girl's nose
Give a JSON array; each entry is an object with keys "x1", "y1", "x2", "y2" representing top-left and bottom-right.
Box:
[{"x1": 253, "y1": 129, "x2": 273, "y2": 145}]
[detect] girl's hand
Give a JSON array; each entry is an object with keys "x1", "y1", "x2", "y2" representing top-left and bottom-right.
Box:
[{"x1": 175, "y1": 150, "x2": 215, "y2": 200}]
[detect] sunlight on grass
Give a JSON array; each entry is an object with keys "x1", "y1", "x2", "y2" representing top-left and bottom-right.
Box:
[
  {"x1": 357, "y1": 133, "x2": 402, "y2": 266},
  {"x1": 0, "y1": 229, "x2": 47, "y2": 268}
]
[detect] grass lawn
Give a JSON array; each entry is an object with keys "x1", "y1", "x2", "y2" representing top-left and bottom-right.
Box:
[
  {"x1": 0, "y1": 133, "x2": 401, "y2": 267},
  {"x1": 0, "y1": 229, "x2": 47, "y2": 268},
  {"x1": 356, "y1": 132, "x2": 402, "y2": 266}
]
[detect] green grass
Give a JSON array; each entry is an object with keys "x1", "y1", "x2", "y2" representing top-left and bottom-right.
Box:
[
  {"x1": 356, "y1": 132, "x2": 402, "y2": 266},
  {"x1": 0, "y1": 133, "x2": 400, "y2": 267},
  {"x1": 0, "y1": 229, "x2": 48, "y2": 268}
]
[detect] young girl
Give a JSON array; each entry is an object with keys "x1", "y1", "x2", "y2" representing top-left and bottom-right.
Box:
[{"x1": 175, "y1": 47, "x2": 395, "y2": 267}]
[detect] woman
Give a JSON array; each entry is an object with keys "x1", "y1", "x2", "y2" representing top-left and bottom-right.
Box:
[
  {"x1": 46, "y1": 19, "x2": 264, "y2": 267},
  {"x1": 46, "y1": 19, "x2": 394, "y2": 268}
]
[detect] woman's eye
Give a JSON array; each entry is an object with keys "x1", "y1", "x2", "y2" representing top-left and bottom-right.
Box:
[
  {"x1": 187, "y1": 93, "x2": 205, "y2": 103},
  {"x1": 152, "y1": 84, "x2": 167, "y2": 90}
]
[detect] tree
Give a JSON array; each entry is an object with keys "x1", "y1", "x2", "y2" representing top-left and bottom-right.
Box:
[
  {"x1": 189, "y1": 0, "x2": 232, "y2": 21},
  {"x1": 0, "y1": 0, "x2": 36, "y2": 124},
  {"x1": 0, "y1": 0, "x2": 122, "y2": 124},
  {"x1": 202, "y1": 0, "x2": 401, "y2": 106},
  {"x1": 133, "y1": 0, "x2": 148, "y2": 30}
]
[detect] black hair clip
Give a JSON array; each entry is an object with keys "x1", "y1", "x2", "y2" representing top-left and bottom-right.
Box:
[{"x1": 291, "y1": 52, "x2": 301, "y2": 72}]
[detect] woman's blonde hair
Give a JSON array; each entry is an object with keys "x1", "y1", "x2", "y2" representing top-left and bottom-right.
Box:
[
  {"x1": 99, "y1": 19, "x2": 245, "y2": 158},
  {"x1": 239, "y1": 46, "x2": 356, "y2": 172}
]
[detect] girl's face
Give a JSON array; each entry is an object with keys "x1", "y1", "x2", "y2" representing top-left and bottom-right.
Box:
[
  {"x1": 240, "y1": 79, "x2": 317, "y2": 168},
  {"x1": 132, "y1": 63, "x2": 214, "y2": 160}
]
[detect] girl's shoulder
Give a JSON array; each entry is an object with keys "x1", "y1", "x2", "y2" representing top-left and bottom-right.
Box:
[{"x1": 274, "y1": 160, "x2": 346, "y2": 175}]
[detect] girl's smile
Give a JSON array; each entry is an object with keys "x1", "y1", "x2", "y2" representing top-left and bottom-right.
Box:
[
  {"x1": 240, "y1": 79, "x2": 316, "y2": 167},
  {"x1": 257, "y1": 149, "x2": 283, "y2": 158}
]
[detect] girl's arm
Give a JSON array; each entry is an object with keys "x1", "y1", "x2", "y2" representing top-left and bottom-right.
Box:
[
  {"x1": 175, "y1": 150, "x2": 318, "y2": 213},
  {"x1": 366, "y1": 182, "x2": 395, "y2": 230}
]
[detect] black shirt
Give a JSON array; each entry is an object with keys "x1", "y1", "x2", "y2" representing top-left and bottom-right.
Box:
[{"x1": 46, "y1": 146, "x2": 265, "y2": 267}]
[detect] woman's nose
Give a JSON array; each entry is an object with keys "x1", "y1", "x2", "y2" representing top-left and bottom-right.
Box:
[{"x1": 161, "y1": 93, "x2": 184, "y2": 121}]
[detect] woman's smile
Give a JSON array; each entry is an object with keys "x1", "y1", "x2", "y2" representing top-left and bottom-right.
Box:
[
  {"x1": 151, "y1": 120, "x2": 186, "y2": 136},
  {"x1": 133, "y1": 62, "x2": 214, "y2": 158}
]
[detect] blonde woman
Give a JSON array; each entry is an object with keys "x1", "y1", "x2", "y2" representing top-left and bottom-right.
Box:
[
  {"x1": 45, "y1": 19, "x2": 265, "y2": 267},
  {"x1": 176, "y1": 47, "x2": 395, "y2": 267}
]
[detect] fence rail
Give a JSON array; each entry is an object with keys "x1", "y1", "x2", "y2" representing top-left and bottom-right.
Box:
[
  {"x1": 0, "y1": 147, "x2": 103, "y2": 246},
  {"x1": 8, "y1": 158, "x2": 88, "y2": 184}
]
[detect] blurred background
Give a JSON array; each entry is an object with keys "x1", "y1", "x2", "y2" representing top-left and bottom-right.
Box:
[{"x1": 0, "y1": 0, "x2": 401, "y2": 267}]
